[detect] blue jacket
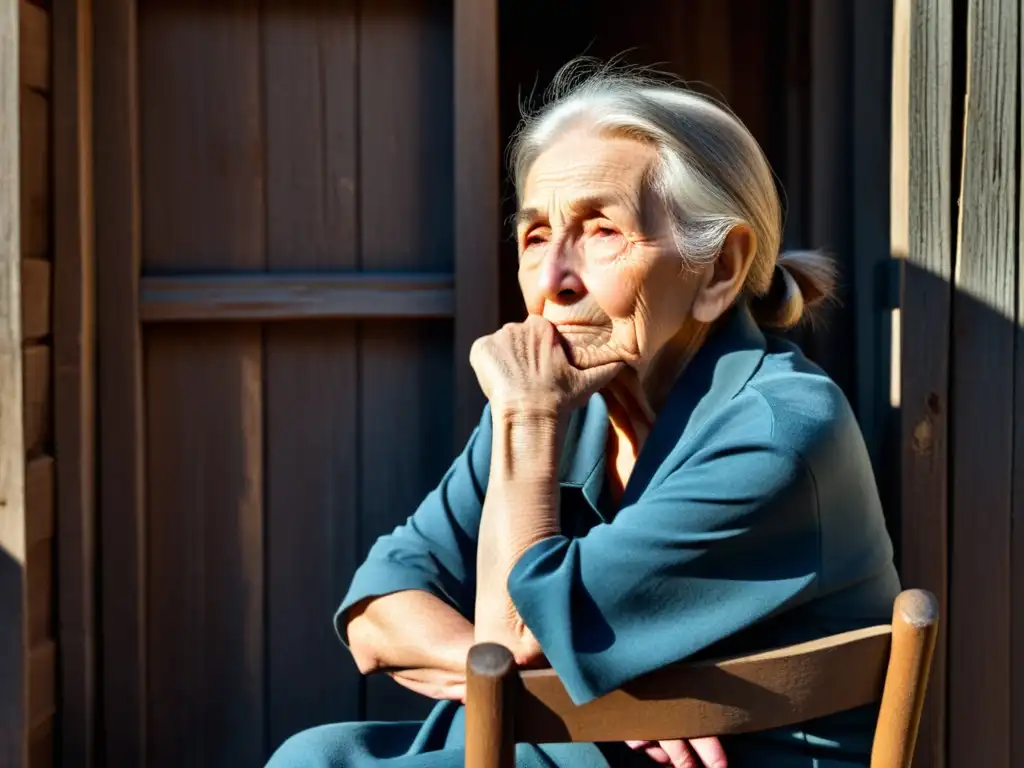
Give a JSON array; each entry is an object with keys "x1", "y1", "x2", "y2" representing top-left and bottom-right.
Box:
[{"x1": 330, "y1": 302, "x2": 900, "y2": 766}]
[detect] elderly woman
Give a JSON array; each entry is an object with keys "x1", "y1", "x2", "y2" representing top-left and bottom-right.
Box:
[{"x1": 267, "y1": 62, "x2": 899, "y2": 768}]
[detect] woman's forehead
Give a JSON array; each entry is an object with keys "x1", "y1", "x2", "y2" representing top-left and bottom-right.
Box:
[{"x1": 519, "y1": 134, "x2": 656, "y2": 220}]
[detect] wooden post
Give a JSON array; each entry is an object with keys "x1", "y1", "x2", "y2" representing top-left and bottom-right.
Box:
[
  {"x1": 53, "y1": 0, "x2": 96, "y2": 764},
  {"x1": 0, "y1": 1, "x2": 27, "y2": 765},
  {"x1": 453, "y1": 0, "x2": 500, "y2": 447},
  {"x1": 465, "y1": 644, "x2": 516, "y2": 768},
  {"x1": 890, "y1": 0, "x2": 953, "y2": 765},
  {"x1": 948, "y1": 2, "x2": 1017, "y2": 767},
  {"x1": 94, "y1": 0, "x2": 146, "y2": 762},
  {"x1": 872, "y1": 589, "x2": 940, "y2": 768}
]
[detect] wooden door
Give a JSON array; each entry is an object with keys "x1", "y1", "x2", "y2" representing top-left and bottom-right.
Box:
[{"x1": 93, "y1": 0, "x2": 497, "y2": 764}]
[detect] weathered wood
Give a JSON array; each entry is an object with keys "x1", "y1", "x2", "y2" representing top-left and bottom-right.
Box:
[
  {"x1": 52, "y1": 0, "x2": 95, "y2": 763},
  {"x1": 24, "y1": 456, "x2": 53, "y2": 549},
  {"x1": 0, "y1": 1, "x2": 27, "y2": 763},
  {"x1": 139, "y1": 271, "x2": 456, "y2": 323},
  {"x1": 949, "y1": 1, "x2": 1017, "y2": 766},
  {"x1": 21, "y1": 257, "x2": 50, "y2": 341},
  {"x1": 28, "y1": 640, "x2": 55, "y2": 730},
  {"x1": 19, "y1": 0, "x2": 48, "y2": 92},
  {"x1": 262, "y1": 0, "x2": 362, "y2": 751},
  {"x1": 1015, "y1": 0, "x2": 1024, "y2": 761},
  {"x1": 454, "y1": 0, "x2": 500, "y2": 446},
  {"x1": 93, "y1": 0, "x2": 146, "y2": 762},
  {"x1": 360, "y1": 0, "x2": 455, "y2": 721},
  {"x1": 890, "y1": 1, "x2": 953, "y2": 765},
  {"x1": 22, "y1": 344, "x2": 51, "y2": 457},
  {"x1": 28, "y1": 719, "x2": 52, "y2": 768},
  {"x1": 139, "y1": 1, "x2": 265, "y2": 762},
  {"x1": 20, "y1": 88, "x2": 47, "y2": 260},
  {"x1": 26, "y1": 539, "x2": 51, "y2": 646}
]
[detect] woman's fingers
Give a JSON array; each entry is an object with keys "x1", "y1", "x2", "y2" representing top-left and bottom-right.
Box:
[
  {"x1": 386, "y1": 668, "x2": 466, "y2": 702},
  {"x1": 686, "y1": 737, "x2": 728, "y2": 768},
  {"x1": 657, "y1": 740, "x2": 700, "y2": 768}
]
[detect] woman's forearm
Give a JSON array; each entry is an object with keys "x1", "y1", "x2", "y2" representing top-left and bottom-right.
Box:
[
  {"x1": 344, "y1": 590, "x2": 475, "y2": 675},
  {"x1": 474, "y1": 407, "x2": 562, "y2": 658}
]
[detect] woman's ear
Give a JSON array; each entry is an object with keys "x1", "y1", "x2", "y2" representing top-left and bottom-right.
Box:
[{"x1": 691, "y1": 224, "x2": 757, "y2": 324}]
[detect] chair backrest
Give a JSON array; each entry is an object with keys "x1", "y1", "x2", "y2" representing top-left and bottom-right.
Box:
[{"x1": 465, "y1": 589, "x2": 938, "y2": 768}]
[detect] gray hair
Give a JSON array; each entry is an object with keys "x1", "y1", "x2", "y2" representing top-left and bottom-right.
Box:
[{"x1": 509, "y1": 59, "x2": 835, "y2": 329}]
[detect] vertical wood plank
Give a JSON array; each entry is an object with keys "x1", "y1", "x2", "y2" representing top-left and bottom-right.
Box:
[
  {"x1": 1014, "y1": 0, "x2": 1024, "y2": 761},
  {"x1": 19, "y1": 0, "x2": 49, "y2": 93},
  {"x1": 94, "y1": 0, "x2": 146, "y2": 763},
  {"x1": 138, "y1": 1, "x2": 265, "y2": 763},
  {"x1": 0, "y1": 0, "x2": 27, "y2": 763},
  {"x1": 948, "y1": 1, "x2": 1016, "y2": 766},
  {"x1": 890, "y1": 2, "x2": 953, "y2": 766},
  {"x1": 261, "y1": 0, "x2": 362, "y2": 752},
  {"x1": 851, "y1": 0, "x2": 895, "y2": 479},
  {"x1": 20, "y1": 89, "x2": 47, "y2": 261},
  {"x1": 454, "y1": 0, "x2": 499, "y2": 446},
  {"x1": 807, "y1": 0, "x2": 856, "y2": 398},
  {"x1": 359, "y1": 0, "x2": 455, "y2": 721},
  {"x1": 52, "y1": 0, "x2": 95, "y2": 764}
]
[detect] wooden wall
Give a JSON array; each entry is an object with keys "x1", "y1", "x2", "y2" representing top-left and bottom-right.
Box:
[{"x1": 20, "y1": 1, "x2": 57, "y2": 766}]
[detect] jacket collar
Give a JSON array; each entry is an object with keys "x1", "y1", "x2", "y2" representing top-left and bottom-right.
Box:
[{"x1": 559, "y1": 302, "x2": 768, "y2": 517}]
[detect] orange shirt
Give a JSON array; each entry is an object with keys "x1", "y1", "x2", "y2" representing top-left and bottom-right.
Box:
[{"x1": 602, "y1": 388, "x2": 653, "y2": 503}]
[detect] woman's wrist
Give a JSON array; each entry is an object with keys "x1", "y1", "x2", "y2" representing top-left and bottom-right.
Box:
[{"x1": 489, "y1": 404, "x2": 562, "y2": 483}]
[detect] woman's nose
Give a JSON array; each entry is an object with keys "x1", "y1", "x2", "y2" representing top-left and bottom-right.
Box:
[{"x1": 536, "y1": 244, "x2": 586, "y2": 304}]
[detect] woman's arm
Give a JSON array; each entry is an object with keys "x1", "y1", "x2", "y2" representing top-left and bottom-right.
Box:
[
  {"x1": 344, "y1": 590, "x2": 475, "y2": 691},
  {"x1": 473, "y1": 408, "x2": 561, "y2": 663}
]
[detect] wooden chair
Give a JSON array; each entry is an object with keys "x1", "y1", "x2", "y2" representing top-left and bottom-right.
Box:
[{"x1": 465, "y1": 589, "x2": 938, "y2": 768}]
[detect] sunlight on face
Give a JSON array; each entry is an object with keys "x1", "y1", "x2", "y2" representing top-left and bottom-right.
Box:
[{"x1": 517, "y1": 131, "x2": 700, "y2": 372}]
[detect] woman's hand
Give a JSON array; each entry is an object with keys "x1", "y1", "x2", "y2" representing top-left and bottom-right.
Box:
[
  {"x1": 386, "y1": 667, "x2": 467, "y2": 703},
  {"x1": 470, "y1": 315, "x2": 625, "y2": 417},
  {"x1": 626, "y1": 737, "x2": 727, "y2": 768}
]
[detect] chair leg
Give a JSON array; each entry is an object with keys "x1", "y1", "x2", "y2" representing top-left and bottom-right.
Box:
[
  {"x1": 871, "y1": 589, "x2": 940, "y2": 768},
  {"x1": 466, "y1": 643, "x2": 517, "y2": 768}
]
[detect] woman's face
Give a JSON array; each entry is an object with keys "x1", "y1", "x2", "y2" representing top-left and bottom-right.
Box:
[{"x1": 517, "y1": 132, "x2": 700, "y2": 374}]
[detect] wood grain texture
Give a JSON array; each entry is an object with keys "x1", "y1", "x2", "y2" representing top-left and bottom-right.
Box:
[
  {"x1": 52, "y1": 0, "x2": 95, "y2": 763},
  {"x1": 261, "y1": 0, "x2": 362, "y2": 751},
  {"x1": 19, "y1": 0, "x2": 48, "y2": 92},
  {"x1": 24, "y1": 456, "x2": 52, "y2": 550},
  {"x1": 1015, "y1": 0, "x2": 1024, "y2": 760},
  {"x1": 359, "y1": 0, "x2": 455, "y2": 721},
  {"x1": 93, "y1": 0, "x2": 146, "y2": 762},
  {"x1": 0, "y1": 0, "x2": 27, "y2": 762},
  {"x1": 51, "y1": 0, "x2": 95, "y2": 765},
  {"x1": 513, "y1": 626, "x2": 893, "y2": 744},
  {"x1": 454, "y1": 0, "x2": 500, "y2": 446},
  {"x1": 890, "y1": 1, "x2": 953, "y2": 765},
  {"x1": 949, "y1": 1, "x2": 1017, "y2": 766},
  {"x1": 20, "y1": 88, "x2": 47, "y2": 260},
  {"x1": 139, "y1": 271, "x2": 455, "y2": 322},
  {"x1": 139, "y1": 1, "x2": 265, "y2": 763},
  {"x1": 22, "y1": 344, "x2": 51, "y2": 457},
  {"x1": 21, "y1": 257, "x2": 50, "y2": 341}
]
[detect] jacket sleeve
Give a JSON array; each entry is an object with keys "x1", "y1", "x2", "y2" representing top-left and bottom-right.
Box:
[
  {"x1": 334, "y1": 406, "x2": 492, "y2": 643},
  {"x1": 506, "y1": 433, "x2": 822, "y2": 705}
]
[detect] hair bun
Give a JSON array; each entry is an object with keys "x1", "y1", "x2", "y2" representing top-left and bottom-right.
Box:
[{"x1": 749, "y1": 250, "x2": 836, "y2": 330}]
